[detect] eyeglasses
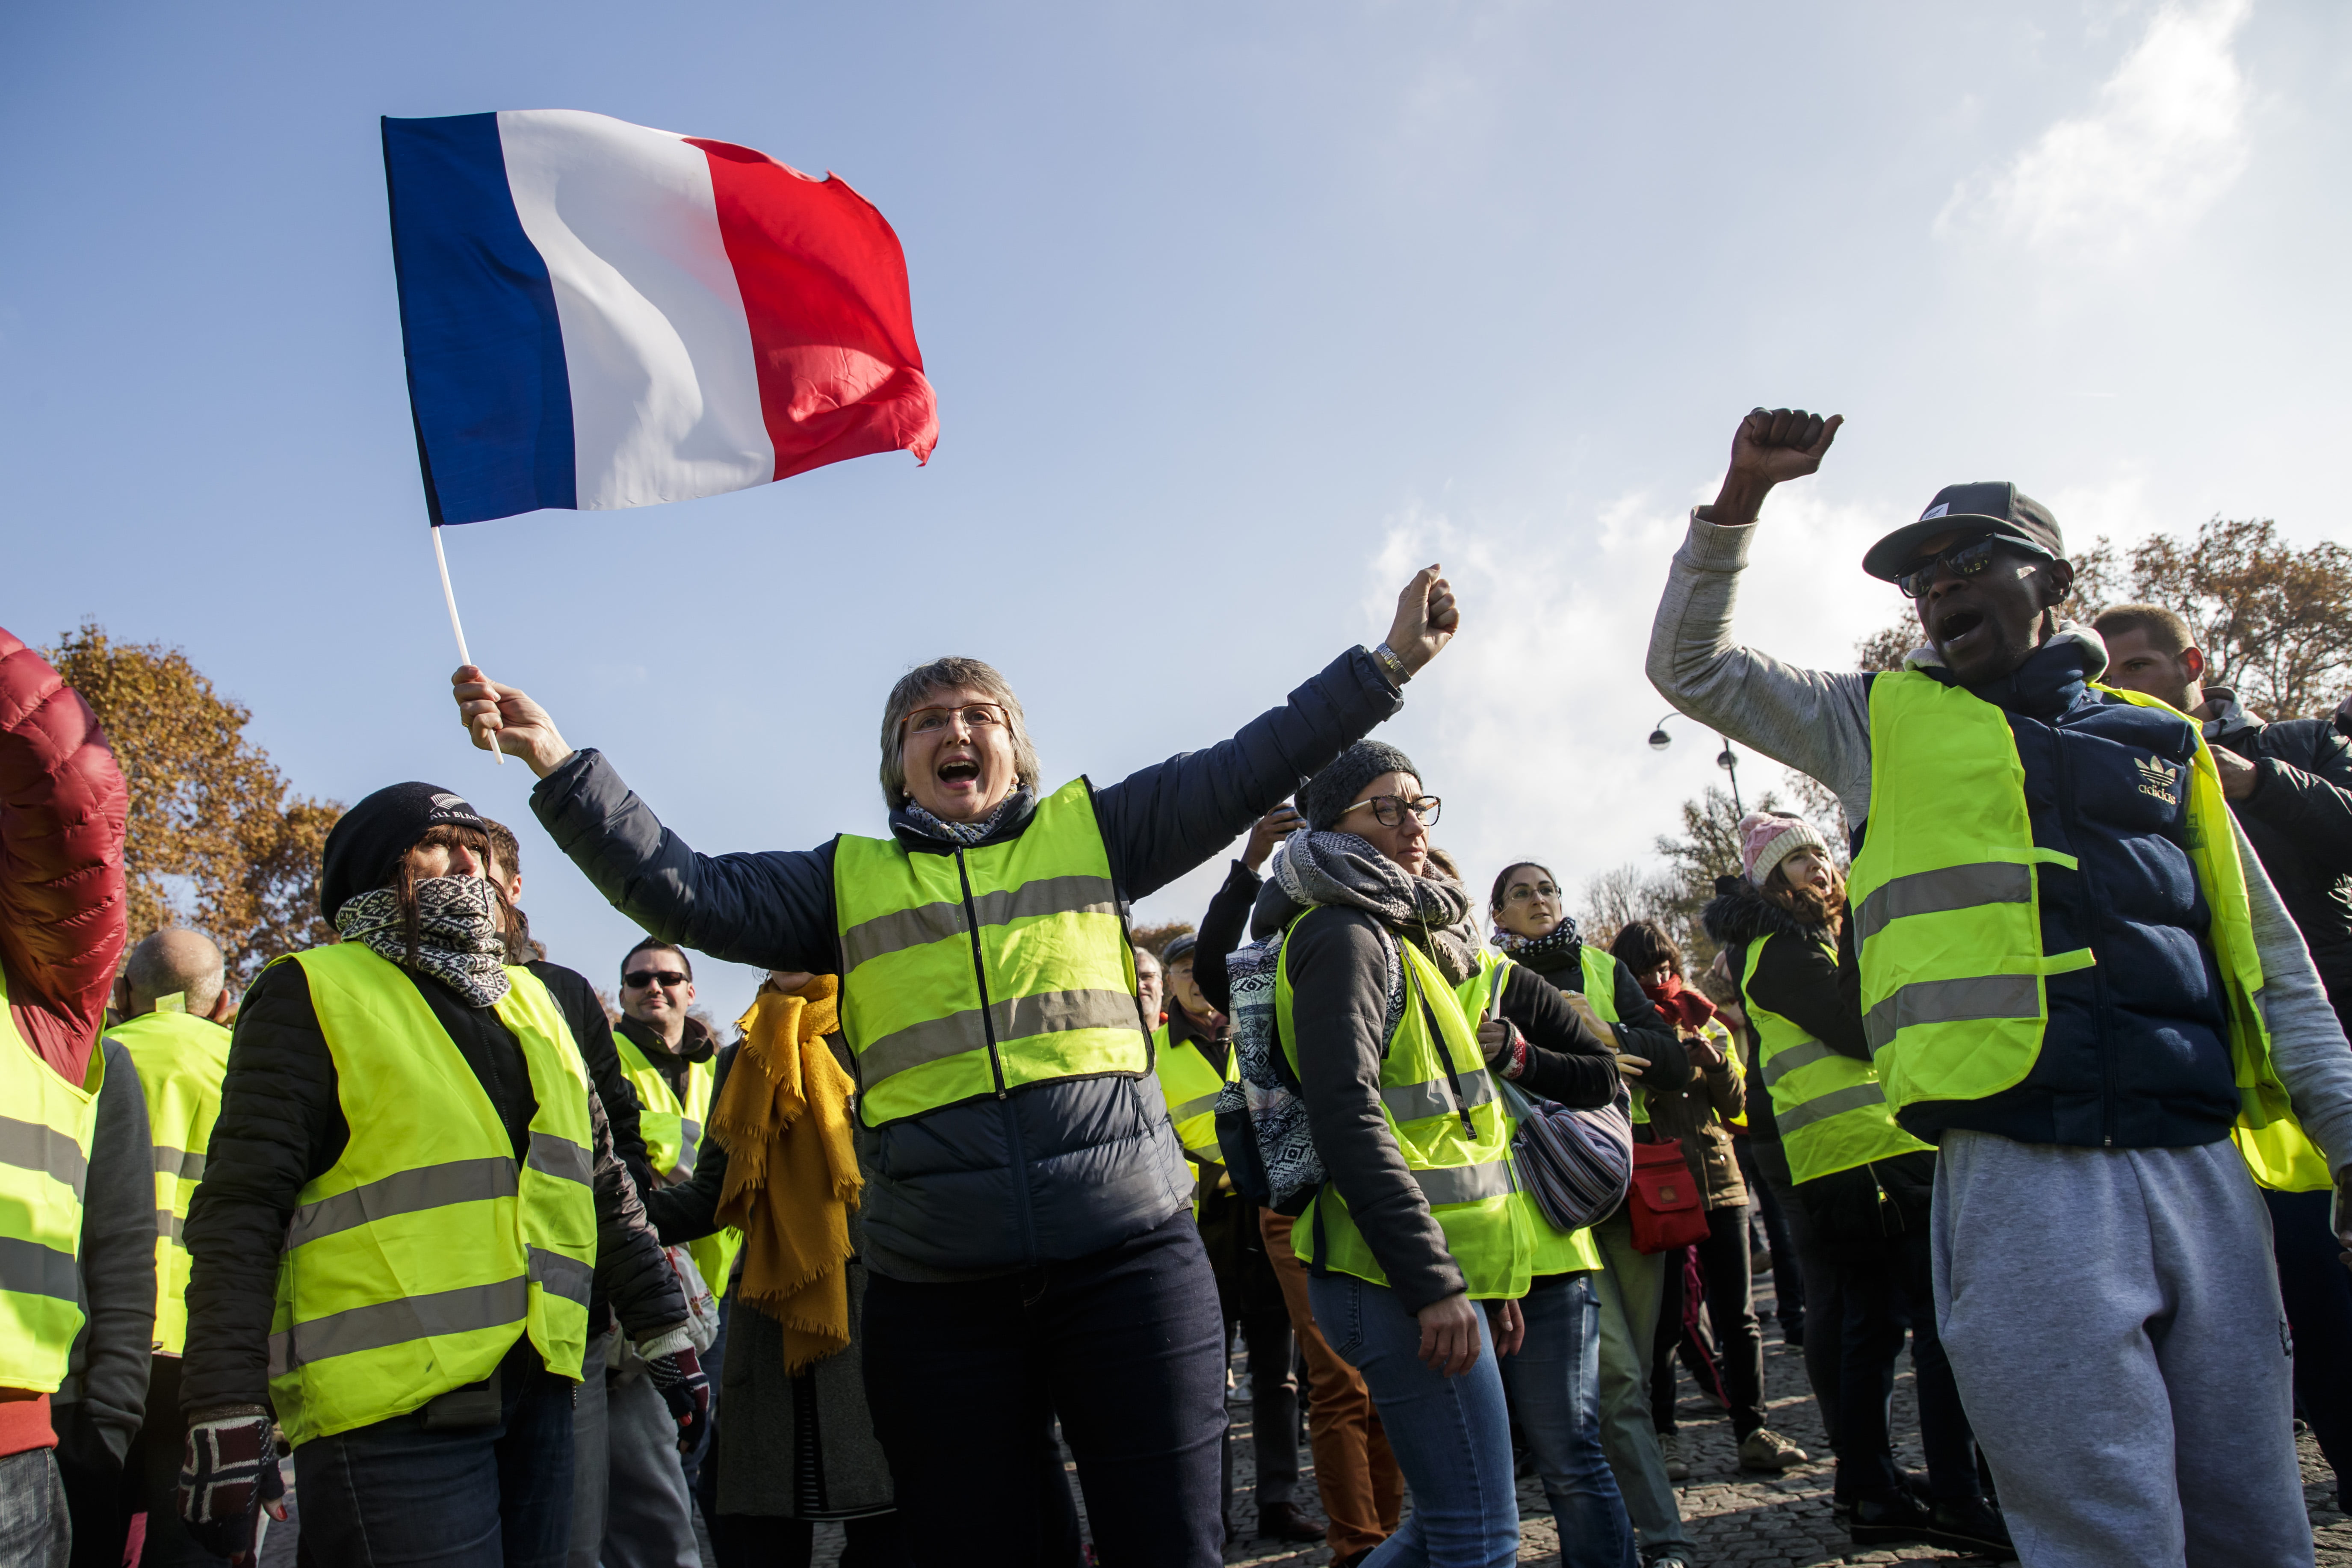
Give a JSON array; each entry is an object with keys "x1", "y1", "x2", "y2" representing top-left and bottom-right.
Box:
[
  {"x1": 1341, "y1": 794, "x2": 1442, "y2": 829},
  {"x1": 1897, "y1": 536, "x2": 2049, "y2": 600},
  {"x1": 904, "y1": 703, "x2": 1009, "y2": 737},
  {"x1": 622, "y1": 969, "x2": 688, "y2": 990},
  {"x1": 1504, "y1": 882, "x2": 1560, "y2": 903}
]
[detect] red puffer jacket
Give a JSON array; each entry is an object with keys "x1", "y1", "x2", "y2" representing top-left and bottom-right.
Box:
[{"x1": 0, "y1": 626, "x2": 128, "y2": 1083}]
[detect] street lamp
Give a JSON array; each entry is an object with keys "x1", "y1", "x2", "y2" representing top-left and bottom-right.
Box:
[{"x1": 1648, "y1": 713, "x2": 1744, "y2": 815}]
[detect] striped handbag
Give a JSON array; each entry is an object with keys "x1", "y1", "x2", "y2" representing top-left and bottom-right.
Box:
[{"x1": 1499, "y1": 1077, "x2": 1634, "y2": 1233}]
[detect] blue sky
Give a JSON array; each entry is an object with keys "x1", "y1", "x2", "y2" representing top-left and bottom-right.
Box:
[{"x1": 6, "y1": 1, "x2": 2348, "y2": 1023}]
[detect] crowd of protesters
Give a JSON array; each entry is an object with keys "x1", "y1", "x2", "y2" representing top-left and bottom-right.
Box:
[{"x1": 5, "y1": 405, "x2": 2352, "y2": 1568}]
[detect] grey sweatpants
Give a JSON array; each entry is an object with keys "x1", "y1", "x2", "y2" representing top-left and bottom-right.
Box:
[
  {"x1": 603, "y1": 1351, "x2": 700, "y2": 1568},
  {"x1": 1933, "y1": 1130, "x2": 2310, "y2": 1568},
  {"x1": 570, "y1": 1327, "x2": 612, "y2": 1568}
]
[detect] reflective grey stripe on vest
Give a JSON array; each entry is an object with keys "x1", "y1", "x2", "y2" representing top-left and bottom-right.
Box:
[
  {"x1": 270, "y1": 1275, "x2": 528, "y2": 1376},
  {"x1": 158, "y1": 1209, "x2": 185, "y2": 1246},
  {"x1": 1863, "y1": 974, "x2": 2042, "y2": 1052},
  {"x1": 286, "y1": 1158, "x2": 520, "y2": 1251},
  {"x1": 1171, "y1": 1093, "x2": 1223, "y2": 1123},
  {"x1": 859, "y1": 988, "x2": 1141, "y2": 1084},
  {"x1": 1409, "y1": 1159, "x2": 1514, "y2": 1207},
  {"x1": 1382, "y1": 1068, "x2": 1496, "y2": 1126},
  {"x1": 529, "y1": 1247, "x2": 594, "y2": 1308},
  {"x1": 1761, "y1": 1039, "x2": 1835, "y2": 1086},
  {"x1": 527, "y1": 1133, "x2": 593, "y2": 1189},
  {"x1": 0, "y1": 1117, "x2": 88, "y2": 1193},
  {"x1": 1774, "y1": 1081, "x2": 1890, "y2": 1136},
  {"x1": 1853, "y1": 861, "x2": 2033, "y2": 945},
  {"x1": 667, "y1": 1122, "x2": 702, "y2": 1177},
  {"x1": 0, "y1": 1234, "x2": 78, "y2": 1302},
  {"x1": 152, "y1": 1145, "x2": 204, "y2": 1184},
  {"x1": 842, "y1": 874, "x2": 1121, "y2": 972}
]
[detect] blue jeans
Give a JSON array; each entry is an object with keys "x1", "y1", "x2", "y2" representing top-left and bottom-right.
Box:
[
  {"x1": 1308, "y1": 1273, "x2": 1519, "y2": 1568},
  {"x1": 1501, "y1": 1274, "x2": 1637, "y2": 1568},
  {"x1": 293, "y1": 1338, "x2": 576, "y2": 1568}
]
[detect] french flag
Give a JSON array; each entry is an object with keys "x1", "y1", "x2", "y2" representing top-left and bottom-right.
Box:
[{"x1": 383, "y1": 111, "x2": 937, "y2": 527}]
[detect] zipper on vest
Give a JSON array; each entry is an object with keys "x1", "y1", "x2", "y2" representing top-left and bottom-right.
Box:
[
  {"x1": 955, "y1": 847, "x2": 1039, "y2": 1264},
  {"x1": 2048, "y1": 720, "x2": 2119, "y2": 1147},
  {"x1": 953, "y1": 848, "x2": 1011, "y2": 1098}
]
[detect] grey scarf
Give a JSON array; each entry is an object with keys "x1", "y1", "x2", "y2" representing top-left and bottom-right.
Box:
[
  {"x1": 900, "y1": 786, "x2": 1034, "y2": 847},
  {"x1": 1274, "y1": 829, "x2": 1482, "y2": 986},
  {"x1": 334, "y1": 876, "x2": 511, "y2": 1008}
]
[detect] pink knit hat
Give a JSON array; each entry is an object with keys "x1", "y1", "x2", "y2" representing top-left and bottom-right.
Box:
[{"x1": 1739, "y1": 811, "x2": 1828, "y2": 885}]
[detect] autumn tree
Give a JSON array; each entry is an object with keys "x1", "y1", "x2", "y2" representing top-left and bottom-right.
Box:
[
  {"x1": 1578, "y1": 863, "x2": 1681, "y2": 953},
  {"x1": 48, "y1": 623, "x2": 343, "y2": 986},
  {"x1": 1131, "y1": 921, "x2": 1196, "y2": 957},
  {"x1": 2122, "y1": 518, "x2": 2352, "y2": 718}
]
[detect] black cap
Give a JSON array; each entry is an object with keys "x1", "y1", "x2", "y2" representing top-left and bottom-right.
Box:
[
  {"x1": 318, "y1": 782, "x2": 490, "y2": 921},
  {"x1": 1862, "y1": 482, "x2": 2065, "y2": 583}
]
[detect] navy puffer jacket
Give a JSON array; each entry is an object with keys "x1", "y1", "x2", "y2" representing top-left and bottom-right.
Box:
[
  {"x1": 531, "y1": 648, "x2": 1404, "y2": 1279},
  {"x1": 1871, "y1": 638, "x2": 2240, "y2": 1151}
]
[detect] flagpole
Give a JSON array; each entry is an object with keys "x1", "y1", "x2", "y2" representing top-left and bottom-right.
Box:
[{"x1": 432, "y1": 526, "x2": 503, "y2": 767}]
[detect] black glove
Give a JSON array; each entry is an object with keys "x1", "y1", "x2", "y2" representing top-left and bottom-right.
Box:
[
  {"x1": 180, "y1": 1406, "x2": 285, "y2": 1562},
  {"x1": 643, "y1": 1346, "x2": 709, "y2": 1453}
]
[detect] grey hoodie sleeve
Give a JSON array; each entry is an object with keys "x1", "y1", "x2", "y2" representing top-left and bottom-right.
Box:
[
  {"x1": 2239, "y1": 812, "x2": 2352, "y2": 1175},
  {"x1": 60, "y1": 1037, "x2": 157, "y2": 1464},
  {"x1": 1645, "y1": 512, "x2": 1878, "y2": 825}
]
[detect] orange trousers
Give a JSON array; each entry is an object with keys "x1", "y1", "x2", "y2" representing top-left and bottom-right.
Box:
[{"x1": 1258, "y1": 1209, "x2": 1404, "y2": 1559}]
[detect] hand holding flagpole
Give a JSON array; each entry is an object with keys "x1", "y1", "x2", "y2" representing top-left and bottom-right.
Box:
[{"x1": 431, "y1": 527, "x2": 501, "y2": 765}]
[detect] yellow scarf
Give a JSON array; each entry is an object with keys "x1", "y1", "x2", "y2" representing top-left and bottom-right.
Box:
[{"x1": 713, "y1": 975, "x2": 862, "y2": 1370}]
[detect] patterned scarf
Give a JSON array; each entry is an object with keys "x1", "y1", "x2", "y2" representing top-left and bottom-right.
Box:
[
  {"x1": 900, "y1": 786, "x2": 1034, "y2": 847},
  {"x1": 334, "y1": 876, "x2": 511, "y2": 1008},
  {"x1": 1274, "y1": 828, "x2": 1481, "y2": 986},
  {"x1": 1497, "y1": 917, "x2": 1582, "y2": 963}
]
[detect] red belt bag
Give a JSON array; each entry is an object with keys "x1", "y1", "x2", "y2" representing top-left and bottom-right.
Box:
[{"x1": 1626, "y1": 1138, "x2": 1709, "y2": 1254}]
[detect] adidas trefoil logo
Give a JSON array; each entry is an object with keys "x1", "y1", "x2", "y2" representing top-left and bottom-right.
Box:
[{"x1": 2135, "y1": 755, "x2": 2181, "y2": 806}]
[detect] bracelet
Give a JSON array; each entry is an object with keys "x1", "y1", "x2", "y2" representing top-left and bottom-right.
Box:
[{"x1": 1372, "y1": 641, "x2": 1412, "y2": 687}]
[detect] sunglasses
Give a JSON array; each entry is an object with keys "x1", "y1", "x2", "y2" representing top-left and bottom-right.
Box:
[
  {"x1": 622, "y1": 969, "x2": 688, "y2": 990},
  {"x1": 1341, "y1": 794, "x2": 1442, "y2": 829},
  {"x1": 1897, "y1": 535, "x2": 2049, "y2": 600}
]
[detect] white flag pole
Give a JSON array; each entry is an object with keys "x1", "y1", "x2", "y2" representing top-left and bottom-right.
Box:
[{"x1": 432, "y1": 526, "x2": 504, "y2": 767}]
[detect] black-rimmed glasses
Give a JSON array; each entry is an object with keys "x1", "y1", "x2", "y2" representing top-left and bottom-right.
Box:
[
  {"x1": 1341, "y1": 794, "x2": 1442, "y2": 829},
  {"x1": 622, "y1": 969, "x2": 688, "y2": 990}
]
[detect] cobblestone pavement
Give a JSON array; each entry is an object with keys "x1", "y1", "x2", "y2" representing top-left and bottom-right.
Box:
[{"x1": 783, "y1": 1275, "x2": 2352, "y2": 1568}]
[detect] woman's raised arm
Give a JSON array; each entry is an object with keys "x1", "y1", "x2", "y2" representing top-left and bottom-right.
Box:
[{"x1": 453, "y1": 667, "x2": 842, "y2": 973}]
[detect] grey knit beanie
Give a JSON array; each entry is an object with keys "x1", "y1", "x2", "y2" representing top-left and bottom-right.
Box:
[{"x1": 1298, "y1": 741, "x2": 1422, "y2": 832}]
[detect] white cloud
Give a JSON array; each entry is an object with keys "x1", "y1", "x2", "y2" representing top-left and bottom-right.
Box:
[{"x1": 1939, "y1": 0, "x2": 2253, "y2": 257}]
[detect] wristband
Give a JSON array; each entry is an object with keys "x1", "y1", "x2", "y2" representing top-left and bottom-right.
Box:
[{"x1": 1372, "y1": 641, "x2": 1412, "y2": 687}]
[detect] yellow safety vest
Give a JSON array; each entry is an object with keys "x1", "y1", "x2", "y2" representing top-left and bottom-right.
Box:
[
  {"x1": 615, "y1": 1034, "x2": 744, "y2": 1291},
  {"x1": 0, "y1": 969, "x2": 100, "y2": 1394},
  {"x1": 1741, "y1": 937, "x2": 1930, "y2": 1185},
  {"x1": 1280, "y1": 912, "x2": 1531, "y2": 1300},
  {"x1": 267, "y1": 945, "x2": 598, "y2": 1445},
  {"x1": 834, "y1": 778, "x2": 1149, "y2": 1128},
  {"x1": 1849, "y1": 670, "x2": 2325, "y2": 1190},
  {"x1": 108, "y1": 1010, "x2": 231, "y2": 1357},
  {"x1": 1456, "y1": 948, "x2": 1603, "y2": 1276},
  {"x1": 1154, "y1": 1022, "x2": 1237, "y2": 1168}
]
